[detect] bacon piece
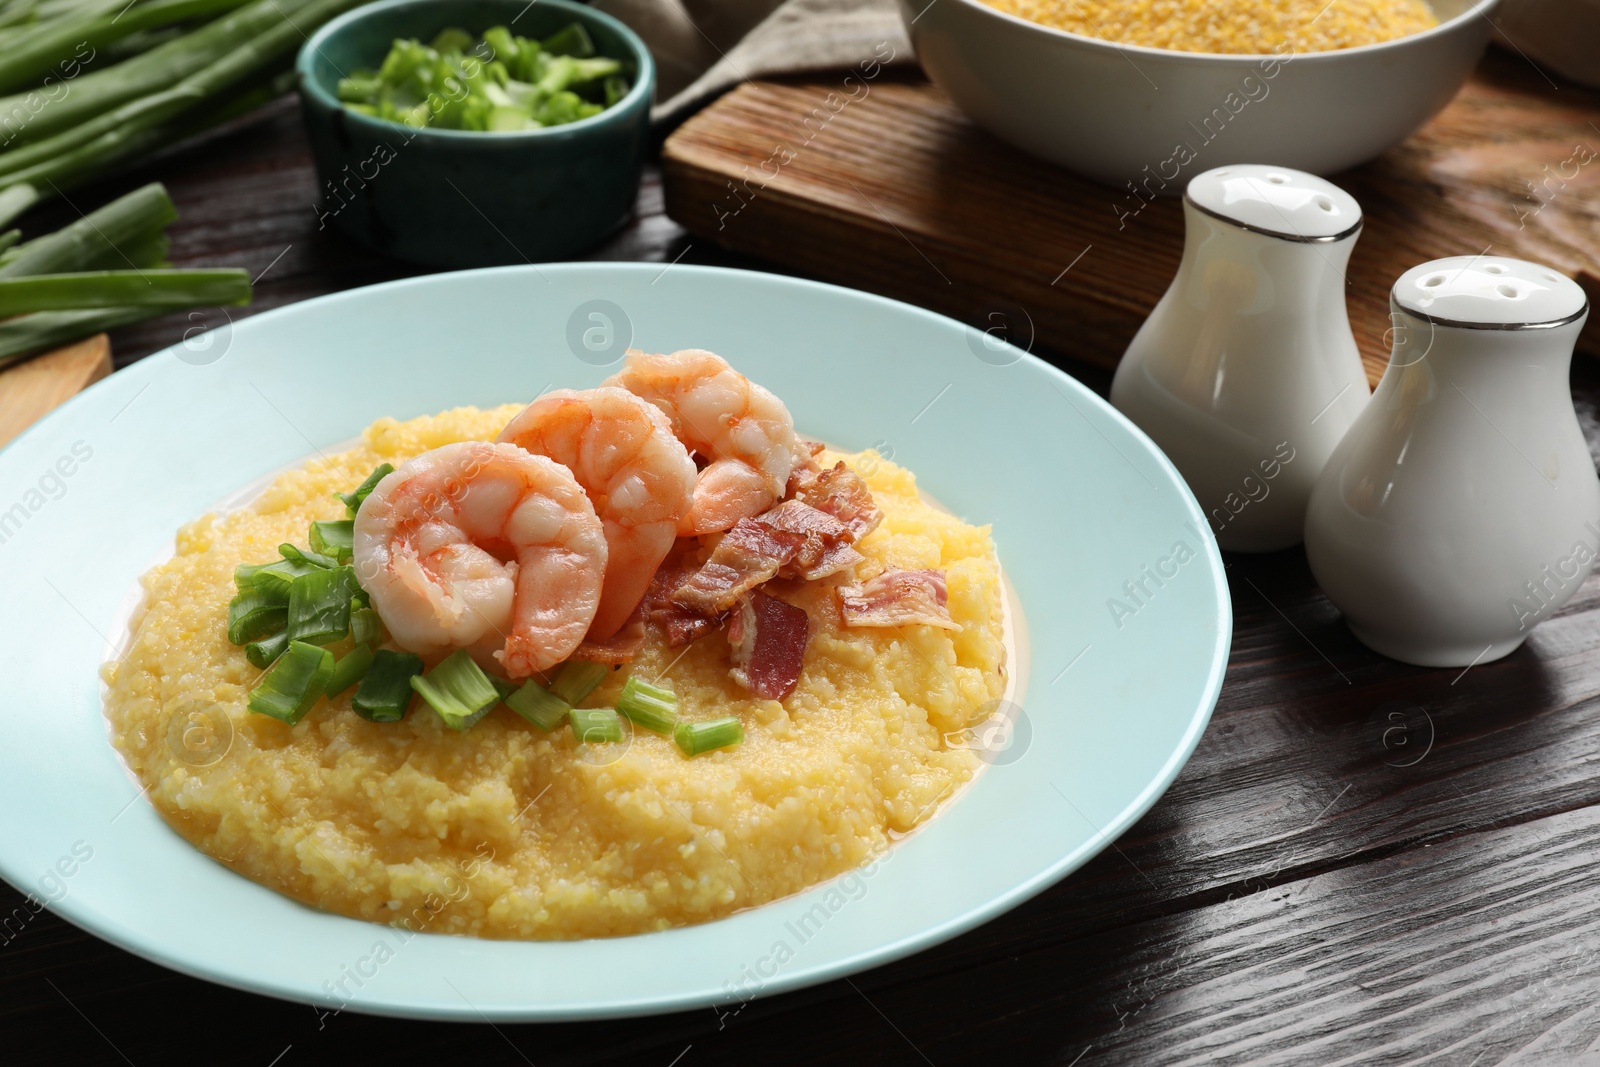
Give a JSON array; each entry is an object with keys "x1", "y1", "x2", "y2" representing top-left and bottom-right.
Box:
[
  {"x1": 786, "y1": 462, "x2": 820, "y2": 500},
  {"x1": 641, "y1": 562, "x2": 725, "y2": 647},
  {"x1": 760, "y1": 499, "x2": 851, "y2": 573},
  {"x1": 570, "y1": 612, "x2": 646, "y2": 663},
  {"x1": 838, "y1": 568, "x2": 959, "y2": 631},
  {"x1": 786, "y1": 540, "x2": 863, "y2": 581},
  {"x1": 671, "y1": 520, "x2": 805, "y2": 616},
  {"x1": 727, "y1": 591, "x2": 811, "y2": 700},
  {"x1": 792, "y1": 462, "x2": 882, "y2": 541},
  {"x1": 671, "y1": 464, "x2": 881, "y2": 616}
]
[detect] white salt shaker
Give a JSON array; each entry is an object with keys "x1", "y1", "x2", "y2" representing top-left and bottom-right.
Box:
[
  {"x1": 1111, "y1": 164, "x2": 1371, "y2": 552},
  {"x1": 1304, "y1": 256, "x2": 1597, "y2": 667}
]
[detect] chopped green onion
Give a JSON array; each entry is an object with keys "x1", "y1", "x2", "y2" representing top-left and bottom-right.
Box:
[
  {"x1": 325, "y1": 643, "x2": 374, "y2": 698},
  {"x1": 279, "y1": 542, "x2": 337, "y2": 569},
  {"x1": 550, "y1": 660, "x2": 609, "y2": 706},
  {"x1": 616, "y1": 675, "x2": 677, "y2": 735},
  {"x1": 234, "y1": 560, "x2": 272, "y2": 590},
  {"x1": 335, "y1": 23, "x2": 629, "y2": 132},
  {"x1": 308, "y1": 519, "x2": 354, "y2": 561},
  {"x1": 505, "y1": 678, "x2": 571, "y2": 731},
  {"x1": 482, "y1": 26, "x2": 518, "y2": 65},
  {"x1": 674, "y1": 716, "x2": 744, "y2": 756},
  {"x1": 236, "y1": 557, "x2": 319, "y2": 600},
  {"x1": 569, "y1": 706, "x2": 623, "y2": 744},
  {"x1": 338, "y1": 462, "x2": 392, "y2": 516},
  {"x1": 352, "y1": 649, "x2": 422, "y2": 723},
  {"x1": 226, "y1": 588, "x2": 285, "y2": 644},
  {"x1": 486, "y1": 673, "x2": 519, "y2": 703},
  {"x1": 247, "y1": 640, "x2": 334, "y2": 724},
  {"x1": 542, "y1": 22, "x2": 595, "y2": 57},
  {"x1": 350, "y1": 606, "x2": 382, "y2": 648},
  {"x1": 245, "y1": 629, "x2": 289, "y2": 669},
  {"x1": 286, "y1": 565, "x2": 359, "y2": 645},
  {"x1": 603, "y1": 74, "x2": 628, "y2": 108},
  {"x1": 411, "y1": 649, "x2": 500, "y2": 730},
  {"x1": 430, "y1": 26, "x2": 474, "y2": 53}
]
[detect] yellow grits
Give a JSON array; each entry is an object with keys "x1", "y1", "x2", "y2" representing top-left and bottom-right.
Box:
[{"x1": 102, "y1": 407, "x2": 1006, "y2": 939}]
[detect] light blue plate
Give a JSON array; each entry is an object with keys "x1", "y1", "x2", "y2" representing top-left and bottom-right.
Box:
[{"x1": 0, "y1": 264, "x2": 1228, "y2": 1021}]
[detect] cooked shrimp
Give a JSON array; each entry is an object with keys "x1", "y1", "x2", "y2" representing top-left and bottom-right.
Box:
[
  {"x1": 352, "y1": 441, "x2": 608, "y2": 678},
  {"x1": 605, "y1": 349, "x2": 810, "y2": 536},
  {"x1": 497, "y1": 387, "x2": 696, "y2": 641}
]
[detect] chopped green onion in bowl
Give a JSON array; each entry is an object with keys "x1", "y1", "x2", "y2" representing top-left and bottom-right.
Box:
[{"x1": 336, "y1": 24, "x2": 631, "y2": 132}]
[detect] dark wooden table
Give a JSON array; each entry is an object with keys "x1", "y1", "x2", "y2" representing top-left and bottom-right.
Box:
[{"x1": 8, "y1": 79, "x2": 1600, "y2": 1067}]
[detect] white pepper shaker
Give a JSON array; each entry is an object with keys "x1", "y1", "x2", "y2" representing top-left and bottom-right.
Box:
[
  {"x1": 1304, "y1": 256, "x2": 1597, "y2": 667},
  {"x1": 1111, "y1": 164, "x2": 1371, "y2": 552}
]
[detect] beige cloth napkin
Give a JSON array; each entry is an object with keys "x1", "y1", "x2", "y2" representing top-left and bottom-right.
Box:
[{"x1": 592, "y1": 0, "x2": 912, "y2": 128}]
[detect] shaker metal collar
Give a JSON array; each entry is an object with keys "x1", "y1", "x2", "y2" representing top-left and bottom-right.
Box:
[
  {"x1": 1391, "y1": 298, "x2": 1590, "y2": 331},
  {"x1": 1183, "y1": 193, "x2": 1365, "y2": 244}
]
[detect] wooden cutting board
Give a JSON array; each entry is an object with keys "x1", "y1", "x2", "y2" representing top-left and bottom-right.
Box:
[
  {"x1": 0, "y1": 334, "x2": 112, "y2": 449},
  {"x1": 662, "y1": 49, "x2": 1600, "y2": 386}
]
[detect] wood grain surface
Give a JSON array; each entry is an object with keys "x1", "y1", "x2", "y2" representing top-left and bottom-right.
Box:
[
  {"x1": 0, "y1": 334, "x2": 111, "y2": 448},
  {"x1": 4, "y1": 51, "x2": 1600, "y2": 1067},
  {"x1": 662, "y1": 50, "x2": 1600, "y2": 389}
]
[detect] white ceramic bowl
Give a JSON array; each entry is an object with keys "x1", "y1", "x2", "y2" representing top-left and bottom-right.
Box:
[{"x1": 899, "y1": 0, "x2": 1497, "y2": 188}]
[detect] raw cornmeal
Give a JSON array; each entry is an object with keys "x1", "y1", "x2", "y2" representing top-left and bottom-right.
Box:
[
  {"x1": 982, "y1": 0, "x2": 1438, "y2": 53},
  {"x1": 102, "y1": 406, "x2": 1007, "y2": 939}
]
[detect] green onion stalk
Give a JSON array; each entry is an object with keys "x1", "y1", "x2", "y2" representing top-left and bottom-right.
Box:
[
  {"x1": 0, "y1": 0, "x2": 323, "y2": 148},
  {"x1": 0, "y1": 181, "x2": 173, "y2": 277},
  {"x1": 0, "y1": 0, "x2": 366, "y2": 195},
  {"x1": 0, "y1": 182, "x2": 35, "y2": 228},
  {"x1": 0, "y1": 0, "x2": 253, "y2": 95},
  {"x1": 0, "y1": 1, "x2": 38, "y2": 31},
  {"x1": 0, "y1": 268, "x2": 249, "y2": 315},
  {"x1": 0, "y1": 180, "x2": 263, "y2": 371},
  {"x1": 0, "y1": 305, "x2": 156, "y2": 371}
]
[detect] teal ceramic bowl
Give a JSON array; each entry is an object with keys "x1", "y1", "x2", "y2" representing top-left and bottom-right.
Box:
[{"x1": 296, "y1": 0, "x2": 654, "y2": 268}]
